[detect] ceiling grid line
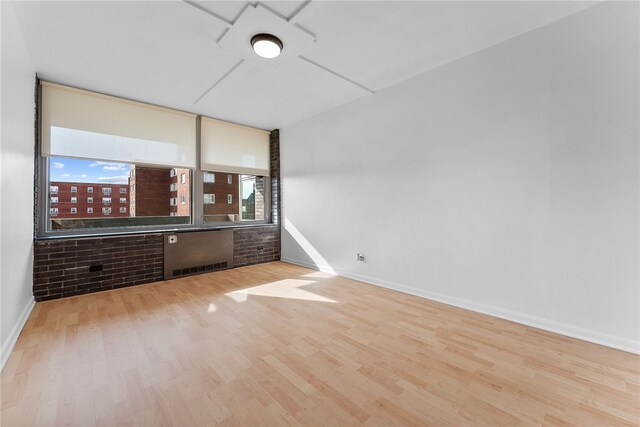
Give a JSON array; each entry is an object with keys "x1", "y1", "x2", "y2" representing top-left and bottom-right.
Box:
[
  {"x1": 181, "y1": 0, "x2": 233, "y2": 26},
  {"x1": 193, "y1": 59, "x2": 246, "y2": 105},
  {"x1": 298, "y1": 56, "x2": 375, "y2": 94}
]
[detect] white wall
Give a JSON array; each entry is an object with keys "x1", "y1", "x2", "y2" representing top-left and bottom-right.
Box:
[
  {"x1": 1, "y1": 1, "x2": 36, "y2": 370},
  {"x1": 281, "y1": 2, "x2": 639, "y2": 352}
]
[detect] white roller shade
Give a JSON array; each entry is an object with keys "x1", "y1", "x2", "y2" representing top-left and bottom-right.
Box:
[
  {"x1": 201, "y1": 117, "x2": 270, "y2": 176},
  {"x1": 41, "y1": 82, "x2": 196, "y2": 168}
]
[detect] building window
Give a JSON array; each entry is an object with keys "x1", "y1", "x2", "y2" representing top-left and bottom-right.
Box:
[
  {"x1": 71, "y1": 186, "x2": 77, "y2": 193},
  {"x1": 87, "y1": 197, "x2": 93, "y2": 203},
  {"x1": 170, "y1": 183, "x2": 177, "y2": 192},
  {"x1": 227, "y1": 194, "x2": 232, "y2": 204},
  {"x1": 227, "y1": 175, "x2": 232, "y2": 184},
  {"x1": 170, "y1": 168, "x2": 177, "y2": 177},
  {"x1": 50, "y1": 197, "x2": 58, "y2": 204},
  {"x1": 87, "y1": 207, "x2": 93, "y2": 214},
  {"x1": 102, "y1": 187, "x2": 112, "y2": 195},
  {"x1": 203, "y1": 172, "x2": 215, "y2": 183},
  {"x1": 50, "y1": 186, "x2": 58, "y2": 193},
  {"x1": 119, "y1": 187, "x2": 127, "y2": 194},
  {"x1": 70, "y1": 208, "x2": 77, "y2": 214},
  {"x1": 170, "y1": 198, "x2": 177, "y2": 206},
  {"x1": 170, "y1": 212, "x2": 177, "y2": 217},
  {"x1": 181, "y1": 173, "x2": 186, "y2": 184},
  {"x1": 49, "y1": 208, "x2": 58, "y2": 215},
  {"x1": 203, "y1": 194, "x2": 215, "y2": 204},
  {"x1": 120, "y1": 207, "x2": 127, "y2": 213},
  {"x1": 87, "y1": 187, "x2": 93, "y2": 193},
  {"x1": 102, "y1": 207, "x2": 111, "y2": 215},
  {"x1": 181, "y1": 195, "x2": 186, "y2": 205},
  {"x1": 120, "y1": 198, "x2": 127, "y2": 203},
  {"x1": 71, "y1": 197, "x2": 77, "y2": 203},
  {"x1": 102, "y1": 197, "x2": 111, "y2": 205}
]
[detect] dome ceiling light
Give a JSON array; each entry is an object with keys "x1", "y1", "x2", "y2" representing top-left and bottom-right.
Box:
[{"x1": 251, "y1": 33, "x2": 283, "y2": 59}]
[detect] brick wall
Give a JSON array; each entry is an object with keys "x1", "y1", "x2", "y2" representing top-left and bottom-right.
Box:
[
  {"x1": 233, "y1": 225, "x2": 280, "y2": 267},
  {"x1": 33, "y1": 234, "x2": 164, "y2": 301},
  {"x1": 32, "y1": 129, "x2": 281, "y2": 301}
]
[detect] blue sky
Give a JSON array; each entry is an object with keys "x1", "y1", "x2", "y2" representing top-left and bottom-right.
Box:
[{"x1": 50, "y1": 157, "x2": 132, "y2": 184}]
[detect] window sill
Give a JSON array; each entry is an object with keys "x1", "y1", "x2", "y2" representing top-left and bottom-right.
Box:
[{"x1": 34, "y1": 222, "x2": 279, "y2": 241}]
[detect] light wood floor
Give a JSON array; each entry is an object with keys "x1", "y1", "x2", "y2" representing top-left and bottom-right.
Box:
[{"x1": 1, "y1": 261, "x2": 638, "y2": 426}]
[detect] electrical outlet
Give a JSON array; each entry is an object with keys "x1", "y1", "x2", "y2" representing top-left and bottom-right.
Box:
[
  {"x1": 356, "y1": 252, "x2": 365, "y2": 262},
  {"x1": 168, "y1": 235, "x2": 178, "y2": 244}
]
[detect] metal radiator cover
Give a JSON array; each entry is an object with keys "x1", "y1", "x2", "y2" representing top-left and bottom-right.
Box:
[{"x1": 163, "y1": 229, "x2": 233, "y2": 279}]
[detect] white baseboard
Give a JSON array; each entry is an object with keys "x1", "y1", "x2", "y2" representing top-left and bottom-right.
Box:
[
  {"x1": 1, "y1": 298, "x2": 35, "y2": 372},
  {"x1": 281, "y1": 257, "x2": 640, "y2": 355}
]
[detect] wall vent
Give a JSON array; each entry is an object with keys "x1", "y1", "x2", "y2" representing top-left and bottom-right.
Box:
[{"x1": 171, "y1": 262, "x2": 228, "y2": 278}]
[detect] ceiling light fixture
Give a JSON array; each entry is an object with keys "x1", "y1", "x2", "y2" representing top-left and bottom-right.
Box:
[{"x1": 251, "y1": 33, "x2": 283, "y2": 59}]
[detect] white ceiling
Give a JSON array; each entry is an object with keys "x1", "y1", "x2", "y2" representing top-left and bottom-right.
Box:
[{"x1": 12, "y1": 1, "x2": 597, "y2": 130}]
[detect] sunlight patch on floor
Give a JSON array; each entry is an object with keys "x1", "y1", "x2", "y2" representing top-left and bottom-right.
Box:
[{"x1": 225, "y1": 279, "x2": 337, "y2": 303}]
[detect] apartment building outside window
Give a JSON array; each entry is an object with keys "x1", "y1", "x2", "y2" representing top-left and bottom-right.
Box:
[
  {"x1": 120, "y1": 207, "x2": 127, "y2": 213},
  {"x1": 71, "y1": 197, "x2": 77, "y2": 203},
  {"x1": 120, "y1": 198, "x2": 127, "y2": 204},
  {"x1": 50, "y1": 186, "x2": 58, "y2": 193},
  {"x1": 102, "y1": 197, "x2": 111, "y2": 205},
  {"x1": 119, "y1": 187, "x2": 127, "y2": 194},
  {"x1": 87, "y1": 187, "x2": 93, "y2": 193},
  {"x1": 87, "y1": 208, "x2": 93, "y2": 213},
  {"x1": 51, "y1": 197, "x2": 58, "y2": 203},
  {"x1": 102, "y1": 207, "x2": 111, "y2": 215},
  {"x1": 71, "y1": 186, "x2": 77, "y2": 192},
  {"x1": 70, "y1": 208, "x2": 77, "y2": 214},
  {"x1": 102, "y1": 187, "x2": 111, "y2": 195},
  {"x1": 87, "y1": 197, "x2": 93, "y2": 203}
]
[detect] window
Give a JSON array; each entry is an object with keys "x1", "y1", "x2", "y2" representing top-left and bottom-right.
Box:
[
  {"x1": 203, "y1": 172, "x2": 215, "y2": 183},
  {"x1": 71, "y1": 197, "x2": 77, "y2": 203},
  {"x1": 38, "y1": 82, "x2": 270, "y2": 236},
  {"x1": 70, "y1": 208, "x2": 77, "y2": 214},
  {"x1": 202, "y1": 173, "x2": 268, "y2": 223}
]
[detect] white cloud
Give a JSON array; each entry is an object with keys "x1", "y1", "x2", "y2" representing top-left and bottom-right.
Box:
[
  {"x1": 90, "y1": 161, "x2": 128, "y2": 171},
  {"x1": 97, "y1": 175, "x2": 130, "y2": 184},
  {"x1": 53, "y1": 162, "x2": 65, "y2": 169},
  {"x1": 61, "y1": 173, "x2": 71, "y2": 177},
  {"x1": 76, "y1": 174, "x2": 88, "y2": 178}
]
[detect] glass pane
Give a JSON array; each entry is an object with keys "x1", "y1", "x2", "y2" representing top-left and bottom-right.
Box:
[
  {"x1": 240, "y1": 175, "x2": 266, "y2": 221},
  {"x1": 48, "y1": 156, "x2": 191, "y2": 230}
]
